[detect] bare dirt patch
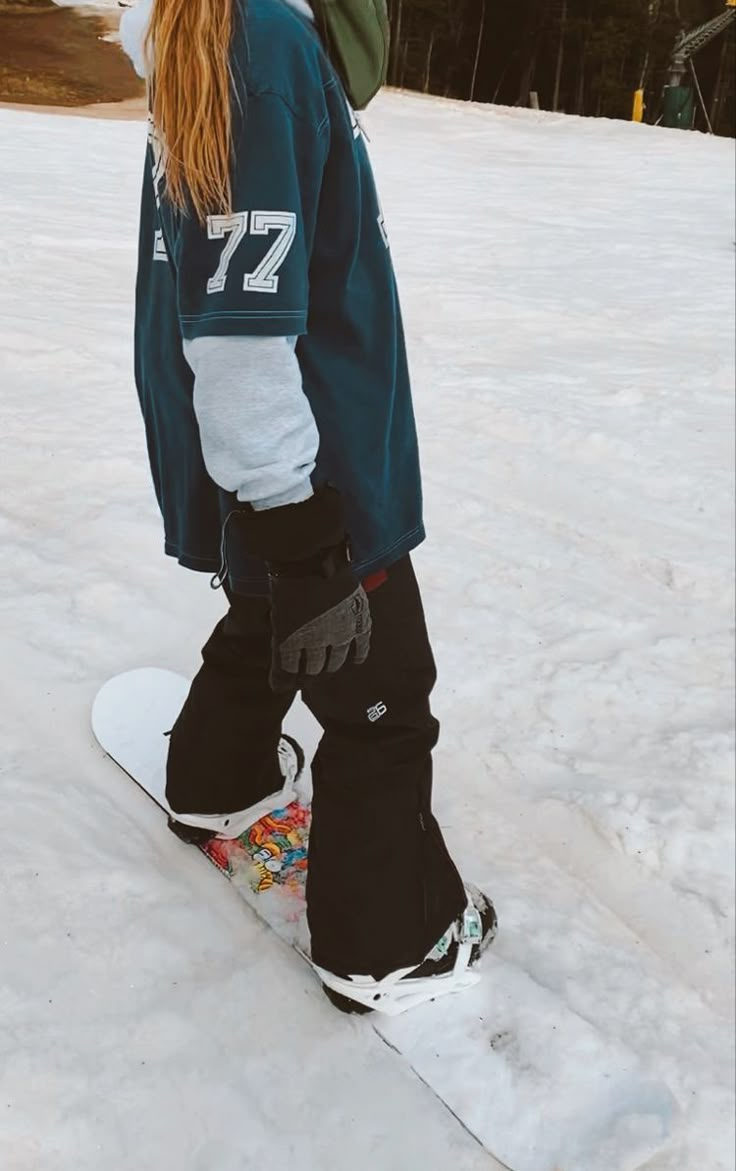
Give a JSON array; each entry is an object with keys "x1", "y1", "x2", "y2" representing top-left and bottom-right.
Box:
[{"x1": 0, "y1": 0, "x2": 143, "y2": 107}]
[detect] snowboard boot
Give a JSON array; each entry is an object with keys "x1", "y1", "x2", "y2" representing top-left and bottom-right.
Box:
[
  {"x1": 317, "y1": 884, "x2": 498, "y2": 1017},
  {"x1": 168, "y1": 734, "x2": 305, "y2": 845}
]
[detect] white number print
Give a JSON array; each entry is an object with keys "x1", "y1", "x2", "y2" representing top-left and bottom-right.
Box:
[
  {"x1": 206, "y1": 210, "x2": 297, "y2": 296},
  {"x1": 243, "y1": 212, "x2": 297, "y2": 294},
  {"x1": 206, "y1": 212, "x2": 249, "y2": 294}
]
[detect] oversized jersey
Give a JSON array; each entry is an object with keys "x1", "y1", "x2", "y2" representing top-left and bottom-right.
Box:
[{"x1": 134, "y1": 0, "x2": 424, "y2": 593}]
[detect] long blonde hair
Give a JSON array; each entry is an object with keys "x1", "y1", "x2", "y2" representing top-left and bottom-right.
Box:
[{"x1": 146, "y1": 0, "x2": 235, "y2": 222}]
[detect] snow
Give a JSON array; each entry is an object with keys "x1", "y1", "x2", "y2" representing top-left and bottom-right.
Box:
[
  {"x1": 0, "y1": 92, "x2": 733, "y2": 1171},
  {"x1": 53, "y1": 0, "x2": 124, "y2": 10}
]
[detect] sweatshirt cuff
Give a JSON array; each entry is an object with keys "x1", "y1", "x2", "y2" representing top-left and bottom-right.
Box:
[{"x1": 247, "y1": 479, "x2": 315, "y2": 512}]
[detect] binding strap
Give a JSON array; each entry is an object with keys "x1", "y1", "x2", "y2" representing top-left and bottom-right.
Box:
[{"x1": 311, "y1": 898, "x2": 483, "y2": 1017}]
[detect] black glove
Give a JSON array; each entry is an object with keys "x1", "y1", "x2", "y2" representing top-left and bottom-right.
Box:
[{"x1": 233, "y1": 486, "x2": 372, "y2": 691}]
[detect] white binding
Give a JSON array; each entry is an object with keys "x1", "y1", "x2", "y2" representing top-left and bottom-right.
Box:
[
  {"x1": 311, "y1": 897, "x2": 483, "y2": 1016},
  {"x1": 171, "y1": 737, "x2": 302, "y2": 839}
]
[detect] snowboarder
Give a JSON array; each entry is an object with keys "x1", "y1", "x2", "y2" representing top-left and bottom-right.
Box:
[{"x1": 122, "y1": 0, "x2": 496, "y2": 1013}]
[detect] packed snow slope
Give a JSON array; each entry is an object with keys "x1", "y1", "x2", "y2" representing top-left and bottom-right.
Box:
[{"x1": 0, "y1": 93, "x2": 733, "y2": 1171}]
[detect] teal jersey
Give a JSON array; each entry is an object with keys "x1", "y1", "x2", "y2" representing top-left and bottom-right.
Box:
[{"x1": 134, "y1": 0, "x2": 424, "y2": 591}]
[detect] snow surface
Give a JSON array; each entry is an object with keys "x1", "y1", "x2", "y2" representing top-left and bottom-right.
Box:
[
  {"x1": 0, "y1": 93, "x2": 734, "y2": 1171},
  {"x1": 53, "y1": 0, "x2": 124, "y2": 10}
]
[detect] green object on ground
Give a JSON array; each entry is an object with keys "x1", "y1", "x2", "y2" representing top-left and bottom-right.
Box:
[{"x1": 662, "y1": 85, "x2": 695, "y2": 129}]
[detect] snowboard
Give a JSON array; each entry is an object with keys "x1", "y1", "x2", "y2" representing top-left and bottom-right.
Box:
[
  {"x1": 91, "y1": 668, "x2": 483, "y2": 997},
  {"x1": 91, "y1": 668, "x2": 321, "y2": 959},
  {"x1": 92, "y1": 669, "x2": 674, "y2": 1171}
]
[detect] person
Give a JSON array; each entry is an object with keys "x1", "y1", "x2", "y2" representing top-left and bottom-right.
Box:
[{"x1": 121, "y1": 0, "x2": 496, "y2": 1014}]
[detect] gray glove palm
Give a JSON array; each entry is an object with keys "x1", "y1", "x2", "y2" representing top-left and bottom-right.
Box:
[
  {"x1": 272, "y1": 580, "x2": 369, "y2": 683},
  {"x1": 268, "y1": 555, "x2": 371, "y2": 691}
]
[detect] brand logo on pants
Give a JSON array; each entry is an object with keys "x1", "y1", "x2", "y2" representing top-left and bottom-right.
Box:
[{"x1": 367, "y1": 701, "x2": 387, "y2": 723}]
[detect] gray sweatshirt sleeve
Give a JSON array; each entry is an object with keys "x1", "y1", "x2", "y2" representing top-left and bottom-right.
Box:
[{"x1": 184, "y1": 334, "x2": 319, "y2": 512}]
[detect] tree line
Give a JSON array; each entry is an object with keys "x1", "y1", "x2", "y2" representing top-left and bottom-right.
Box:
[{"x1": 385, "y1": 0, "x2": 735, "y2": 135}]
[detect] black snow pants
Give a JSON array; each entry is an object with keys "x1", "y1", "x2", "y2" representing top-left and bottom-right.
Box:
[{"x1": 166, "y1": 556, "x2": 467, "y2": 980}]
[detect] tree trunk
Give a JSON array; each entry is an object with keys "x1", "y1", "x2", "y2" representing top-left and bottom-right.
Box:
[
  {"x1": 639, "y1": 48, "x2": 650, "y2": 93},
  {"x1": 552, "y1": 0, "x2": 567, "y2": 112},
  {"x1": 517, "y1": 35, "x2": 540, "y2": 107},
  {"x1": 639, "y1": 0, "x2": 661, "y2": 90},
  {"x1": 399, "y1": 37, "x2": 409, "y2": 90},
  {"x1": 575, "y1": 51, "x2": 587, "y2": 115},
  {"x1": 469, "y1": 0, "x2": 486, "y2": 103},
  {"x1": 389, "y1": 0, "x2": 403, "y2": 87},
  {"x1": 709, "y1": 33, "x2": 730, "y2": 133},
  {"x1": 492, "y1": 58, "x2": 511, "y2": 105},
  {"x1": 575, "y1": 5, "x2": 593, "y2": 116},
  {"x1": 516, "y1": 0, "x2": 544, "y2": 108},
  {"x1": 423, "y1": 30, "x2": 435, "y2": 94}
]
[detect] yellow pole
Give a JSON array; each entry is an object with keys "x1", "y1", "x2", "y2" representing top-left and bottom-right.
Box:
[{"x1": 632, "y1": 89, "x2": 645, "y2": 122}]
